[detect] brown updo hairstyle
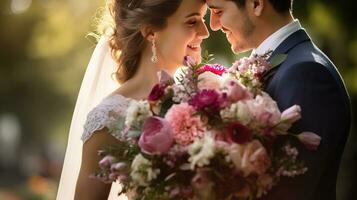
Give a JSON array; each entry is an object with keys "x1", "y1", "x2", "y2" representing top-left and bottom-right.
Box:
[{"x1": 108, "y1": 0, "x2": 182, "y2": 84}]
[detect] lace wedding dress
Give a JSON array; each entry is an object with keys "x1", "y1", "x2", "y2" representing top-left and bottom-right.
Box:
[
  {"x1": 82, "y1": 94, "x2": 132, "y2": 200},
  {"x1": 56, "y1": 37, "x2": 132, "y2": 200},
  {"x1": 82, "y1": 94, "x2": 130, "y2": 142}
]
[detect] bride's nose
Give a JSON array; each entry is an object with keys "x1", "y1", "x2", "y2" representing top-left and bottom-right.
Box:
[{"x1": 197, "y1": 21, "x2": 210, "y2": 39}]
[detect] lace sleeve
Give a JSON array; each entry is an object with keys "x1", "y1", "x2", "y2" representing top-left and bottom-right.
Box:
[{"x1": 81, "y1": 95, "x2": 130, "y2": 143}]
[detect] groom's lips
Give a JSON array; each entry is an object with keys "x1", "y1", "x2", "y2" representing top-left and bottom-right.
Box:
[{"x1": 225, "y1": 31, "x2": 234, "y2": 43}]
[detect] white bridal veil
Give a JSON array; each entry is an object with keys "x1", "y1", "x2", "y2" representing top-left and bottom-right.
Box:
[{"x1": 56, "y1": 36, "x2": 126, "y2": 200}]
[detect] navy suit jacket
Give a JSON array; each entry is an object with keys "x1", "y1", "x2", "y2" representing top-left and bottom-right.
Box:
[{"x1": 261, "y1": 29, "x2": 351, "y2": 200}]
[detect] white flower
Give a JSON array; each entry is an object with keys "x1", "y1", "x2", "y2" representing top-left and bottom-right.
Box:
[
  {"x1": 125, "y1": 100, "x2": 152, "y2": 128},
  {"x1": 188, "y1": 133, "x2": 216, "y2": 170},
  {"x1": 220, "y1": 73, "x2": 238, "y2": 87},
  {"x1": 197, "y1": 71, "x2": 223, "y2": 90},
  {"x1": 174, "y1": 66, "x2": 187, "y2": 84},
  {"x1": 220, "y1": 101, "x2": 252, "y2": 125},
  {"x1": 172, "y1": 84, "x2": 191, "y2": 102},
  {"x1": 130, "y1": 154, "x2": 160, "y2": 186}
]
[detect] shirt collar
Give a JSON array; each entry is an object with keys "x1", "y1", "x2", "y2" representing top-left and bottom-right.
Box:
[{"x1": 253, "y1": 19, "x2": 302, "y2": 55}]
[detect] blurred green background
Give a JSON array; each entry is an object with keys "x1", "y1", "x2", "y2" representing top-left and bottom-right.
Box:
[{"x1": 0, "y1": 0, "x2": 355, "y2": 199}]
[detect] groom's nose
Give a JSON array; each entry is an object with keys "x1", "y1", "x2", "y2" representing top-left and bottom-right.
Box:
[{"x1": 210, "y1": 12, "x2": 222, "y2": 31}]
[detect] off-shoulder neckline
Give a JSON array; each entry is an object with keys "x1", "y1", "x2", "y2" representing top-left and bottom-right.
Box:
[{"x1": 106, "y1": 93, "x2": 146, "y2": 101}]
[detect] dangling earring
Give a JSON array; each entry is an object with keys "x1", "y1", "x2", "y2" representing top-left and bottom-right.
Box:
[{"x1": 151, "y1": 39, "x2": 158, "y2": 63}]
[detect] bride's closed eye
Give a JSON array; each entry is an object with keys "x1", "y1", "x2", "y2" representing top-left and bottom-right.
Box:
[
  {"x1": 186, "y1": 19, "x2": 197, "y2": 27},
  {"x1": 186, "y1": 18, "x2": 206, "y2": 27}
]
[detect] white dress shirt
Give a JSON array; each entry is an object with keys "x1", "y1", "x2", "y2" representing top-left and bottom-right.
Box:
[{"x1": 253, "y1": 19, "x2": 302, "y2": 55}]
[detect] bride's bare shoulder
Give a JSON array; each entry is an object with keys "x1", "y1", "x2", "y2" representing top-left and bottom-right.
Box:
[
  {"x1": 109, "y1": 84, "x2": 132, "y2": 98},
  {"x1": 109, "y1": 81, "x2": 148, "y2": 100}
]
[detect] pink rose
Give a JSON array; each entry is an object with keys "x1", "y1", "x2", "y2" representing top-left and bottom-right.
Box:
[
  {"x1": 224, "y1": 122, "x2": 252, "y2": 144},
  {"x1": 148, "y1": 84, "x2": 165, "y2": 102},
  {"x1": 148, "y1": 71, "x2": 174, "y2": 102},
  {"x1": 247, "y1": 92, "x2": 281, "y2": 128},
  {"x1": 276, "y1": 105, "x2": 302, "y2": 133},
  {"x1": 139, "y1": 117, "x2": 174, "y2": 155},
  {"x1": 197, "y1": 71, "x2": 223, "y2": 91},
  {"x1": 281, "y1": 105, "x2": 301, "y2": 123},
  {"x1": 225, "y1": 80, "x2": 252, "y2": 102},
  {"x1": 229, "y1": 140, "x2": 271, "y2": 176},
  {"x1": 297, "y1": 132, "x2": 321, "y2": 151}
]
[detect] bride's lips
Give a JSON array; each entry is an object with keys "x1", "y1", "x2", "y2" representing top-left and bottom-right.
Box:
[{"x1": 187, "y1": 43, "x2": 201, "y2": 52}]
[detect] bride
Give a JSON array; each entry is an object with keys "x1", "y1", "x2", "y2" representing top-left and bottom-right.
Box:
[{"x1": 56, "y1": 0, "x2": 209, "y2": 199}]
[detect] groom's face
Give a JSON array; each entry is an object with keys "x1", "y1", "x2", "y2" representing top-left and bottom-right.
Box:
[{"x1": 206, "y1": 0, "x2": 255, "y2": 53}]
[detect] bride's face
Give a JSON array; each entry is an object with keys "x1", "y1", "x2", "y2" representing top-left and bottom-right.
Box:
[{"x1": 155, "y1": 0, "x2": 209, "y2": 68}]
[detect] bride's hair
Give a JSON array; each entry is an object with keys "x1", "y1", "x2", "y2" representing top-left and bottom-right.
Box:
[{"x1": 105, "y1": 0, "x2": 182, "y2": 84}]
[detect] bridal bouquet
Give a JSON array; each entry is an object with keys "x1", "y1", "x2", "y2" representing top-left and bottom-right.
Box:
[{"x1": 94, "y1": 53, "x2": 321, "y2": 200}]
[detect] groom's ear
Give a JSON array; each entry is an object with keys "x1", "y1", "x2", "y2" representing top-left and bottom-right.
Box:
[{"x1": 247, "y1": 0, "x2": 264, "y2": 16}]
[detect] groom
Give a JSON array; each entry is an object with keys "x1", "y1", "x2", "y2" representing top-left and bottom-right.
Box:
[{"x1": 206, "y1": 0, "x2": 351, "y2": 199}]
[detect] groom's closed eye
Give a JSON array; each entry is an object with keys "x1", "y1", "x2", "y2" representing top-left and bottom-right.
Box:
[
  {"x1": 211, "y1": 9, "x2": 223, "y2": 15},
  {"x1": 207, "y1": 4, "x2": 223, "y2": 10},
  {"x1": 208, "y1": 5, "x2": 223, "y2": 17},
  {"x1": 221, "y1": 28, "x2": 229, "y2": 32}
]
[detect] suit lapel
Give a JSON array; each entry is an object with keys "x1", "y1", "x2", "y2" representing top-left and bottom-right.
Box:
[
  {"x1": 270, "y1": 29, "x2": 311, "y2": 58},
  {"x1": 263, "y1": 29, "x2": 312, "y2": 88}
]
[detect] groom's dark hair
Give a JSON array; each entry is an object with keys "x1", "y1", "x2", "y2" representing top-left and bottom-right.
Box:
[{"x1": 230, "y1": 0, "x2": 292, "y2": 13}]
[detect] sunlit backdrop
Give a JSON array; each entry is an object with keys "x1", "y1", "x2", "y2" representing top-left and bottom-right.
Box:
[{"x1": 0, "y1": 0, "x2": 356, "y2": 199}]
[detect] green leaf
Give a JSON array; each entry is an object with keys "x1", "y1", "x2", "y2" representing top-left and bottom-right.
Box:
[
  {"x1": 270, "y1": 54, "x2": 287, "y2": 68},
  {"x1": 260, "y1": 54, "x2": 287, "y2": 84},
  {"x1": 127, "y1": 130, "x2": 142, "y2": 138},
  {"x1": 159, "y1": 97, "x2": 174, "y2": 117}
]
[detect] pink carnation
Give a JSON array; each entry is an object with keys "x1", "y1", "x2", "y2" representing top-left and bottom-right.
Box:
[
  {"x1": 165, "y1": 103, "x2": 206, "y2": 145},
  {"x1": 196, "y1": 64, "x2": 226, "y2": 76}
]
